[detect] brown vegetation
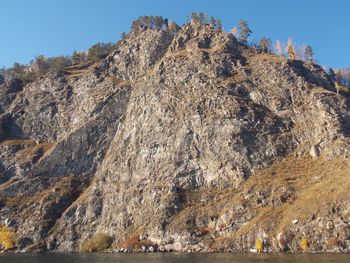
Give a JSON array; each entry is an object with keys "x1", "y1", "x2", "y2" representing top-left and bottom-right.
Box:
[
  {"x1": 118, "y1": 232, "x2": 155, "y2": 249},
  {"x1": 81, "y1": 233, "x2": 113, "y2": 252}
]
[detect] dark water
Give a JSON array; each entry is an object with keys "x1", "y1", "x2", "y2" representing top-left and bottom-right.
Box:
[{"x1": 0, "y1": 253, "x2": 349, "y2": 263}]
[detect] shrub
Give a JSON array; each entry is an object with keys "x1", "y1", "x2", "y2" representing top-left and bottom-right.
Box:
[
  {"x1": 255, "y1": 239, "x2": 263, "y2": 253},
  {"x1": 0, "y1": 225, "x2": 16, "y2": 250},
  {"x1": 119, "y1": 233, "x2": 155, "y2": 249},
  {"x1": 81, "y1": 233, "x2": 113, "y2": 252},
  {"x1": 300, "y1": 238, "x2": 308, "y2": 252},
  {"x1": 197, "y1": 226, "x2": 213, "y2": 236},
  {"x1": 327, "y1": 239, "x2": 340, "y2": 248}
]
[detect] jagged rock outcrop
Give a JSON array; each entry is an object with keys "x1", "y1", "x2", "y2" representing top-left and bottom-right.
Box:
[{"x1": 1, "y1": 24, "x2": 350, "y2": 253}]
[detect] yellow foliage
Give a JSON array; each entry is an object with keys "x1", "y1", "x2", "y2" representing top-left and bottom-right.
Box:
[
  {"x1": 0, "y1": 225, "x2": 16, "y2": 250},
  {"x1": 255, "y1": 239, "x2": 263, "y2": 253},
  {"x1": 335, "y1": 82, "x2": 349, "y2": 93},
  {"x1": 287, "y1": 45, "x2": 296, "y2": 60},
  {"x1": 285, "y1": 37, "x2": 297, "y2": 60},
  {"x1": 300, "y1": 238, "x2": 308, "y2": 252}
]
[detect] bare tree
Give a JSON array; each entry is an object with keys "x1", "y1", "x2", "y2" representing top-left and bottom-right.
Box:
[{"x1": 275, "y1": 39, "x2": 283, "y2": 56}]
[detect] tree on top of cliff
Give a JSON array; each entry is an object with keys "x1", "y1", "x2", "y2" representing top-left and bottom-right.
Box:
[
  {"x1": 238, "y1": 19, "x2": 252, "y2": 44},
  {"x1": 304, "y1": 45, "x2": 314, "y2": 62},
  {"x1": 286, "y1": 38, "x2": 297, "y2": 60},
  {"x1": 259, "y1": 37, "x2": 272, "y2": 53},
  {"x1": 87, "y1": 42, "x2": 114, "y2": 62}
]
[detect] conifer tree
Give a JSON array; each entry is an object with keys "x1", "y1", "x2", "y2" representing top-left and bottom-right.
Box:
[
  {"x1": 72, "y1": 51, "x2": 83, "y2": 65},
  {"x1": 199, "y1": 12, "x2": 208, "y2": 25},
  {"x1": 164, "y1": 18, "x2": 169, "y2": 30},
  {"x1": 238, "y1": 19, "x2": 252, "y2": 44},
  {"x1": 215, "y1": 19, "x2": 222, "y2": 31},
  {"x1": 154, "y1": 16, "x2": 164, "y2": 29},
  {"x1": 191, "y1": 12, "x2": 200, "y2": 25},
  {"x1": 304, "y1": 45, "x2": 314, "y2": 62},
  {"x1": 210, "y1": 16, "x2": 215, "y2": 27},
  {"x1": 120, "y1": 32, "x2": 127, "y2": 40},
  {"x1": 258, "y1": 37, "x2": 272, "y2": 53}
]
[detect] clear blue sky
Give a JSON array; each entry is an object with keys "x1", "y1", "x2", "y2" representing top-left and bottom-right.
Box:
[{"x1": 1, "y1": 0, "x2": 349, "y2": 69}]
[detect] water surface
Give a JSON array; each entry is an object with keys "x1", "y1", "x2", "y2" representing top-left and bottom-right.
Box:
[{"x1": 0, "y1": 253, "x2": 349, "y2": 263}]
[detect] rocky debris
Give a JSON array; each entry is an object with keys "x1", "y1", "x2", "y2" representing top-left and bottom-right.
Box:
[
  {"x1": 292, "y1": 219, "x2": 299, "y2": 225},
  {"x1": 0, "y1": 22, "x2": 350, "y2": 253},
  {"x1": 309, "y1": 145, "x2": 320, "y2": 158}
]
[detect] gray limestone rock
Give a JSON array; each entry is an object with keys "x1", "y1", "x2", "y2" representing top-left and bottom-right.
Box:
[{"x1": 0, "y1": 23, "x2": 349, "y2": 253}]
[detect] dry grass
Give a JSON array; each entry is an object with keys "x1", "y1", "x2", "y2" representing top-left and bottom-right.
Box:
[
  {"x1": 15, "y1": 141, "x2": 54, "y2": 162},
  {"x1": 326, "y1": 238, "x2": 340, "y2": 248},
  {"x1": 0, "y1": 139, "x2": 36, "y2": 147},
  {"x1": 166, "y1": 154, "x2": 350, "y2": 249},
  {"x1": 64, "y1": 63, "x2": 93, "y2": 77},
  {"x1": 0, "y1": 176, "x2": 82, "y2": 218},
  {"x1": 198, "y1": 227, "x2": 214, "y2": 236},
  {"x1": 248, "y1": 53, "x2": 286, "y2": 64},
  {"x1": 166, "y1": 49, "x2": 188, "y2": 58}
]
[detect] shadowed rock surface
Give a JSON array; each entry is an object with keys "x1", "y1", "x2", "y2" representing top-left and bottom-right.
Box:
[{"x1": 0, "y1": 24, "x2": 350, "y2": 253}]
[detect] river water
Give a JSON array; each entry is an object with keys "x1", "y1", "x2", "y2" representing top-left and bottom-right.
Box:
[{"x1": 0, "y1": 253, "x2": 349, "y2": 263}]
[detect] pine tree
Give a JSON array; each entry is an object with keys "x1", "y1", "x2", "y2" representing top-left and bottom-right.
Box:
[
  {"x1": 215, "y1": 19, "x2": 222, "y2": 31},
  {"x1": 210, "y1": 16, "x2": 215, "y2": 27},
  {"x1": 120, "y1": 32, "x2": 127, "y2": 40},
  {"x1": 72, "y1": 51, "x2": 83, "y2": 65},
  {"x1": 238, "y1": 19, "x2": 252, "y2": 44},
  {"x1": 131, "y1": 18, "x2": 141, "y2": 32},
  {"x1": 199, "y1": 12, "x2": 208, "y2": 25},
  {"x1": 191, "y1": 12, "x2": 200, "y2": 26},
  {"x1": 35, "y1": 55, "x2": 50, "y2": 76},
  {"x1": 144, "y1": 16, "x2": 152, "y2": 28},
  {"x1": 329, "y1": 68, "x2": 336, "y2": 82},
  {"x1": 164, "y1": 18, "x2": 169, "y2": 30},
  {"x1": 258, "y1": 37, "x2": 272, "y2": 53},
  {"x1": 154, "y1": 16, "x2": 164, "y2": 29},
  {"x1": 304, "y1": 45, "x2": 314, "y2": 62}
]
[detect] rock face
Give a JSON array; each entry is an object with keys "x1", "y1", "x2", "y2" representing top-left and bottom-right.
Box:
[{"x1": 1, "y1": 24, "x2": 350, "y2": 253}]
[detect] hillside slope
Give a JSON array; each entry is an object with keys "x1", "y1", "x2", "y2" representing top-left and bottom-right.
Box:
[{"x1": 0, "y1": 24, "x2": 350, "y2": 253}]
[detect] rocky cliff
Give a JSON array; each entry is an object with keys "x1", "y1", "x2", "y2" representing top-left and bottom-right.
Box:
[{"x1": 1, "y1": 23, "x2": 350, "y2": 253}]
